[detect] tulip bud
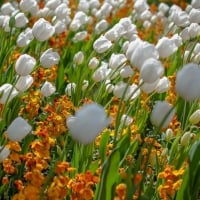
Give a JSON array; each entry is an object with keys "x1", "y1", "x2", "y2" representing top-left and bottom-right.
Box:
[
  {"x1": 88, "y1": 57, "x2": 99, "y2": 69},
  {"x1": 121, "y1": 114, "x2": 133, "y2": 126},
  {"x1": 109, "y1": 53, "x2": 127, "y2": 69},
  {"x1": 66, "y1": 103, "x2": 110, "y2": 144},
  {"x1": 73, "y1": 51, "x2": 84, "y2": 65},
  {"x1": 14, "y1": 12, "x2": 28, "y2": 28},
  {"x1": 65, "y1": 83, "x2": 76, "y2": 96},
  {"x1": 95, "y1": 19, "x2": 108, "y2": 34},
  {"x1": 155, "y1": 76, "x2": 171, "y2": 93},
  {"x1": 0, "y1": 146, "x2": 10, "y2": 162},
  {"x1": 189, "y1": 109, "x2": 200, "y2": 124},
  {"x1": 41, "y1": 81, "x2": 56, "y2": 97},
  {"x1": 15, "y1": 54, "x2": 36, "y2": 76},
  {"x1": 0, "y1": 84, "x2": 18, "y2": 104},
  {"x1": 120, "y1": 65, "x2": 134, "y2": 78},
  {"x1": 40, "y1": 48, "x2": 60, "y2": 68},
  {"x1": 15, "y1": 75, "x2": 33, "y2": 92},
  {"x1": 54, "y1": 20, "x2": 66, "y2": 34},
  {"x1": 32, "y1": 18, "x2": 55, "y2": 41},
  {"x1": 175, "y1": 63, "x2": 200, "y2": 102},
  {"x1": 150, "y1": 101, "x2": 175, "y2": 128},
  {"x1": 165, "y1": 128, "x2": 173, "y2": 141},
  {"x1": 82, "y1": 80, "x2": 89, "y2": 91},
  {"x1": 6, "y1": 117, "x2": 32, "y2": 142},
  {"x1": 17, "y1": 27, "x2": 34, "y2": 47},
  {"x1": 54, "y1": 3, "x2": 70, "y2": 20},
  {"x1": 191, "y1": 0, "x2": 200, "y2": 9},
  {"x1": 1, "y1": 2, "x2": 15, "y2": 15},
  {"x1": 180, "y1": 131, "x2": 192, "y2": 146},
  {"x1": 93, "y1": 35, "x2": 113, "y2": 54},
  {"x1": 73, "y1": 31, "x2": 87, "y2": 42}
]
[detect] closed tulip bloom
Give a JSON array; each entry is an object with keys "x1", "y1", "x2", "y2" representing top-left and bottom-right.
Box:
[
  {"x1": 92, "y1": 63, "x2": 111, "y2": 82},
  {"x1": 109, "y1": 53, "x2": 127, "y2": 69},
  {"x1": 141, "y1": 79, "x2": 159, "y2": 94},
  {"x1": 156, "y1": 37, "x2": 178, "y2": 58},
  {"x1": 45, "y1": 0, "x2": 61, "y2": 10},
  {"x1": 189, "y1": 109, "x2": 200, "y2": 125},
  {"x1": 14, "y1": 12, "x2": 28, "y2": 28},
  {"x1": 175, "y1": 63, "x2": 200, "y2": 101},
  {"x1": 66, "y1": 103, "x2": 110, "y2": 144},
  {"x1": 120, "y1": 65, "x2": 134, "y2": 78},
  {"x1": 73, "y1": 51, "x2": 84, "y2": 65},
  {"x1": 93, "y1": 35, "x2": 113, "y2": 54},
  {"x1": 15, "y1": 54, "x2": 36, "y2": 76},
  {"x1": 1, "y1": 2, "x2": 15, "y2": 15},
  {"x1": 0, "y1": 146, "x2": 10, "y2": 163},
  {"x1": 15, "y1": 75, "x2": 33, "y2": 92},
  {"x1": 188, "y1": 23, "x2": 200, "y2": 38},
  {"x1": 165, "y1": 128, "x2": 173, "y2": 141},
  {"x1": 127, "y1": 40, "x2": 159, "y2": 70},
  {"x1": 17, "y1": 27, "x2": 34, "y2": 47},
  {"x1": 88, "y1": 57, "x2": 99, "y2": 69},
  {"x1": 19, "y1": 0, "x2": 38, "y2": 14},
  {"x1": 54, "y1": 20, "x2": 66, "y2": 34},
  {"x1": 121, "y1": 114, "x2": 133, "y2": 126},
  {"x1": 40, "y1": 48, "x2": 60, "y2": 68},
  {"x1": 73, "y1": 31, "x2": 87, "y2": 42},
  {"x1": 6, "y1": 117, "x2": 32, "y2": 142},
  {"x1": 41, "y1": 81, "x2": 56, "y2": 97},
  {"x1": 55, "y1": 3, "x2": 71, "y2": 20},
  {"x1": 0, "y1": 84, "x2": 18, "y2": 104},
  {"x1": 140, "y1": 58, "x2": 164, "y2": 83},
  {"x1": 32, "y1": 18, "x2": 55, "y2": 41},
  {"x1": 189, "y1": 8, "x2": 200, "y2": 23},
  {"x1": 180, "y1": 132, "x2": 192, "y2": 146},
  {"x1": 155, "y1": 76, "x2": 170, "y2": 93},
  {"x1": 191, "y1": 0, "x2": 200, "y2": 9},
  {"x1": 95, "y1": 19, "x2": 108, "y2": 34},
  {"x1": 150, "y1": 101, "x2": 175, "y2": 128},
  {"x1": 65, "y1": 83, "x2": 76, "y2": 96}
]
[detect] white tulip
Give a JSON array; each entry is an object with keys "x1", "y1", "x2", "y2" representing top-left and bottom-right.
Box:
[
  {"x1": 41, "y1": 81, "x2": 56, "y2": 97},
  {"x1": 134, "y1": 0, "x2": 149, "y2": 13},
  {"x1": 19, "y1": 0, "x2": 38, "y2": 14},
  {"x1": 93, "y1": 35, "x2": 113, "y2": 54},
  {"x1": 6, "y1": 117, "x2": 32, "y2": 142},
  {"x1": 140, "y1": 58, "x2": 164, "y2": 83},
  {"x1": 0, "y1": 84, "x2": 18, "y2": 104},
  {"x1": 191, "y1": 0, "x2": 200, "y2": 9},
  {"x1": 15, "y1": 75, "x2": 33, "y2": 92},
  {"x1": 189, "y1": 8, "x2": 200, "y2": 23},
  {"x1": 32, "y1": 18, "x2": 55, "y2": 41},
  {"x1": 120, "y1": 65, "x2": 134, "y2": 78},
  {"x1": 109, "y1": 53, "x2": 127, "y2": 69},
  {"x1": 73, "y1": 31, "x2": 87, "y2": 42},
  {"x1": 165, "y1": 128, "x2": 173, "y2": 141},
  {"x1": 15, "y1": 54, "x2": 36, "y2": 76},
  {"x1": 156, "y1": 37, "x2": 178, "y2": 58},
  {"x1": 170, "y1": 10, "x2": 190, "y2": 27},
  {"x1": 14, "y1": 12, "x2": 28, "y2": 28},
  {"x1": 0, "y1": 146, "x2": 10, "y2": 162},
  {"x1": 73, "y1": 51, "x2": 84, "y2": 65},
  {"x1": 66, "y1": 103, "x2": 110, "y2": 144},
  {"x1": 121, "y1": 114, "x2": 133, "y2": 126},
  {"x1": 17, "y1": 27, "x2": 34, "y2": 47},
  {"x1": 95, "y1": 19, "x2": 108, "y2": 34},
  {"x1": 175, "y1": 63, "x2": 200, "y2": 101},
  {"x1": 40, "y1": 48, "x2": 60, "y2": 68},
  {"x1": 54, "y1": 20, "x2": 66, "y2": 34},
  {"x1": 65, "y1": 83, "x2": 76, "y2": 96},
  {"x1": 150, "y1": 101, "x2": 175, "y2": 128},
  {"x1": 45, "y1": 0, "x2": 61, "y2": 10},
  {"x1": 141, "y1": 79, "x2": 159, "y2": 94},
  {"x1": 88, "y1": 57, "x2": 99, "y2": 69},
  {"x1": 54, "y1": 3, "x2": 70, "y2": 20},
  {"x1": 155, "y1": 76, "x2": 170, "y2": 93},
  {"x1": 1, "y1": 2, "x2": 15, "y2": 15},
  {"x1": 158, "y1": 3, "x2": 169, "y2": 14},
  {"x1": 188, "y1": 23, "x2": 200, "y2": 38},
  {"x1": 189, "y1": 109, "x2": 200, "y2": 125},
  {"x1": 180, "y1": 131, "x2": 192, "y2": 146},
  {"x1": 82, "y1": 80, "x2": 89, "y2": 91}
]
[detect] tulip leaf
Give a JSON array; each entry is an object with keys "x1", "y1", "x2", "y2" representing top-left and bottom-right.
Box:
[
  {"x1": 99, "y1": 130, "x2": 110, "y2": 162},
  {"x1": 56, "y1": 64, "x2": 65, "y2": 93},
  {"x1": 95, "y1": 148, "x2": 120, "y2": 200}
]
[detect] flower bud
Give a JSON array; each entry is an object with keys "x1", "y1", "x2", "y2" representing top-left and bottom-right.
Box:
[
  {"x1": 82, "y1": 80, "x2": 89, "y2": 91},
  {"x1": 150, "y1": 101, "x2": 175, "y2": 128},
  {"x1": 73, "y1": 51, "x2": 84, "y2": 65},
  {"x1": 32, "y1": 18, "x2": 55, "y2": 41},
  {"x1": 15, "y1": 75, "x2": 33, "y2": 92},
  {"x1": 95, "y1": 19, "x2": 108, "y2": 34},
  {"x1": 189, "y1": 109, "x2": 200, "y2": 124},
  {"x1": 120, "y1": 65, "x2": 134, "y2": 78},
  {"x1": 88, "y1": 57, "x2": 99, "y2": 69},
  {"x1": 66, "y1": 103, "x2": 110, "y2": 144},
  {"x1": 65, "y1": 83, "x2": 76, "y2": 96},
  {"x1": 40, "y1": 48, "x2": 60, "y2": 68},
  {"x1": 165, "y1": 128, "x2": 173, "y2": 141},
  {"x1": 6, "y1": 117, "x2": 32, "y2": 142},
  {"x1": 121, "y1": 114, "x2": 133, "y2": 126},
  {"x1": 109, "y1": 53, "x2": 127, "y2": 69},
  {"x1": 155, "y1": 76, "x2": 170, "y2": 93},
  {"x1": 180, "y1": 131, "x2": 192, "y2": 146},
  {"x1": 15, "y1": 54, "x2": 36, "y2": 76},
  {"x1": 1, "y1": 2, "x2": 15, "y2": 15},
  {"x1": 0, "y1": 84, "x2": 18, "y2": 104}
]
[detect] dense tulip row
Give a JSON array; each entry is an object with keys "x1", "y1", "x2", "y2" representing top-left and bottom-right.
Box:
[{"x1": 0, "y1": 0, "x2": 200, "y2": 199}]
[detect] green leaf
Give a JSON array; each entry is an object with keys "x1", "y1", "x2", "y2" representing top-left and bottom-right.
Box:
[
  {"x1": 56, "y1": 64, "x2": 65, "y2": 93},
  {"x1": 95, "y1": 148, "x2": 120, "y2": 200},
  {"x1": 99, "y1": 130, "x2": 110, "y2": 162}
]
